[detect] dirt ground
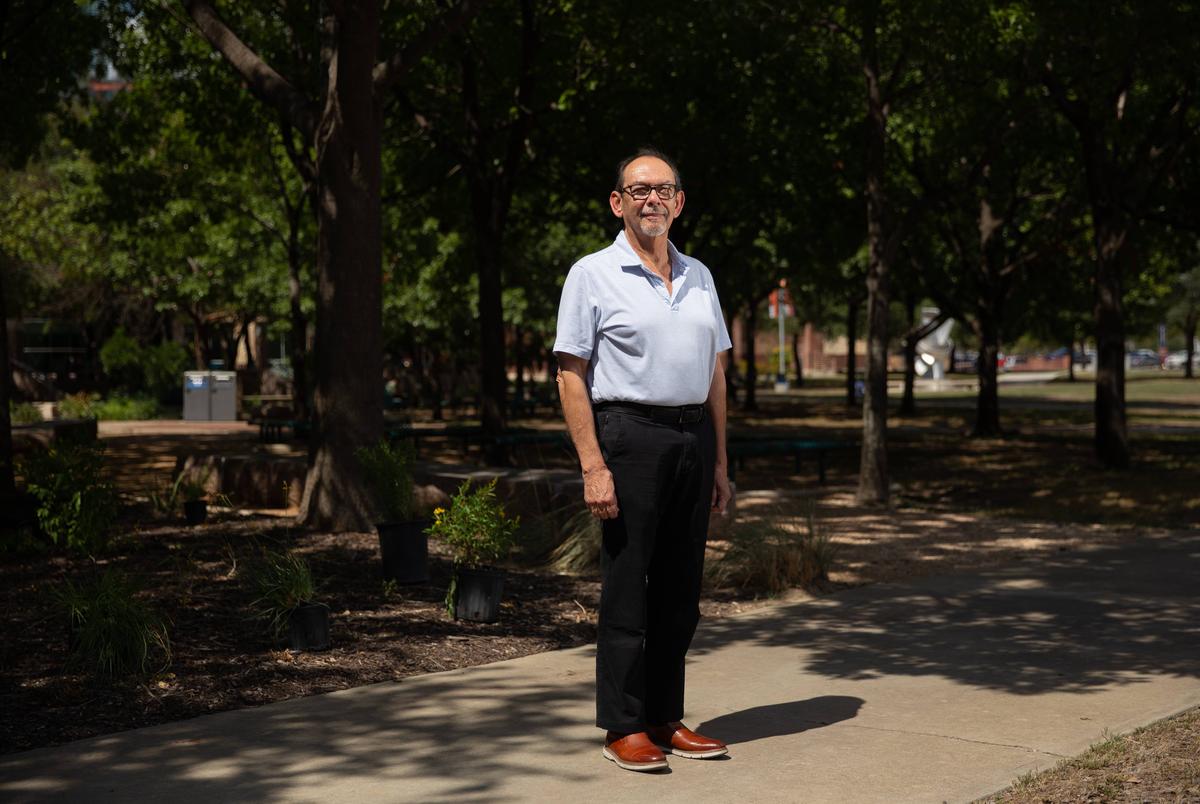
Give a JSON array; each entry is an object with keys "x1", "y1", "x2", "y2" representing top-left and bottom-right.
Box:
[{"x1": 4, "y1": 388, "x2": 1197, "y2": 760}]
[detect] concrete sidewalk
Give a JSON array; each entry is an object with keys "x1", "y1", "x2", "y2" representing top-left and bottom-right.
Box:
[{"x1": 3, "y1": 532, "x2": 1198, "y2": 803}]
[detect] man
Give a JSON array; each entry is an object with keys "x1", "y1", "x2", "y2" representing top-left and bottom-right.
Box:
[{"x1": 554, "y1": 148, "x2": 733, "y2": 772}]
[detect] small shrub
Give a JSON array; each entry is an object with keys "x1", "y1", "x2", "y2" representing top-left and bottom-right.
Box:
[
  {"x1": 92, "y1": 394, "x2": 160, "y2": 421},
  {"x1": 9, "y1": 401, "x2": 43, "y2": 424},
  {"x1": 99, "y1": 328, "x2": 144, "y2": 391},
  {"x1": 355, "y1": 439, "x2": 415, "y2": 522},
  {"x1": 428, "y1": 479, "x2": 519, "y2": 615},
  {"x1": 55, "y1": 569, "x2": 171, "y2": 677},
  {"x1": 57, "y1": 392, "x2": 98, "y2": 420},
  {"x1": 428, "y1": 479, "x2": 519, "y2": 569},
  {"x1": 19, "y1": 441, "x2": 119, "y2": 554},
  {"x1": 144, "y1": 341, "x2": 189, "y2": 400},
  {"x1": 246, "y1": 549, "x2": 317, "y2": 637}
]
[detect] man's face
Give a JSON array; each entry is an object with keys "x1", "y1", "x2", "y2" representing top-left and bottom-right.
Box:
[{"x1": 609, "y1": 156, "x2": 685, "y2": 238}]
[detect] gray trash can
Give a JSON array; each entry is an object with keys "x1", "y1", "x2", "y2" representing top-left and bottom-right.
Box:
[
  {"x1": 210, "y1": 371, "x2": 237, "y2": 421},
  {"x1": 183, "y1": 372, "x2": 211, "y2": 421}
]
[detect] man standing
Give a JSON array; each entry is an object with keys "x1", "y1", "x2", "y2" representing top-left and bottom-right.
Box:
[{"x1": 554, "y1": 148, "x2": 733, "y2": 772}]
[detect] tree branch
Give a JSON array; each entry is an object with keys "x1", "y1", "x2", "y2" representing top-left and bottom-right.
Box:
[
  {"x1": 373, "y1": 0, "x2": 491, "y2": 93},
  {"x1": 183, "y1": 0, "x2": 316, "y2": 140}
]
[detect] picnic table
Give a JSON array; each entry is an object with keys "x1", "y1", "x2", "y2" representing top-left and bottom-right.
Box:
[{"x1": 726, "y1": 435, "x2": 857, "y2": 483}]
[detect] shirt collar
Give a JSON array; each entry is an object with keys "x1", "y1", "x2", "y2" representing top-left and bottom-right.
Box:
[{"x1": 613, "y1": 229, "x2": 689, "y2": 279}]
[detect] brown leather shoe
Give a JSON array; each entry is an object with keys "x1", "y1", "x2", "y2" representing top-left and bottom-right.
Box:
[
  {"x1": 602, "y1": 731, "x2": 669, "y2": 772},
  {"x1": 646, "y1": 721, "x2": 728, "y2": 759}
]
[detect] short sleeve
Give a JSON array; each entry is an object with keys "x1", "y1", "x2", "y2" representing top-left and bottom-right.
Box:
[
  {"x1": 552, "y1": 263, "x2": 597, "y2": 360},
  {"x1": 709, "y1": 272, "x2": 733, "y2": 353}
]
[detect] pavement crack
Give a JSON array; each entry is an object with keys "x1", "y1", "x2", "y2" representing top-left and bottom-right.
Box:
[{"x1": 827, "y1": 722, "x2": 1068, "y2": 758}]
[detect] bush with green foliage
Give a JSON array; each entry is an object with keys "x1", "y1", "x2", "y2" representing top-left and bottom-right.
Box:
[
  {"x1": 144, "y1": 341, "x2": 190, "y2": 399},
  {"x1": 9, "y1": 400, "x2": 43, "y2": 424},
  {"x1": 56, "y1": 392, "x2": 97, "y2": 420},
  {"x1": 428, "y1": 479, "x2": 519, "y2": 570},
  {"x1": 355, "y1": 439, "x2": 416, "y2": 522},
  {"x1": 92, "y1": 394, "x2": 160, "y2": 421},
  {"x1": 99, "y1": 328, "x2": 143, "y2": 391},
  {"x1": 55, "y1": 569, "x2": 171, "y2": 677},
  {"x1": 246, "y1": 549, "x2": 317, "y2": 637},
  {"x1": 99, "y1": 329, "x2": 189, "y2": 400},
  {"x1": 19, "y1": 441, "x2": 119, "y2": 554}
]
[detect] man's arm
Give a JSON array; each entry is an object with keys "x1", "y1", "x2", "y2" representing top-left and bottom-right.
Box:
[
  {"x1": 706, "y1": 352, "x2": 732, "y2": 513},
  {"x1": 556, "y1": 354, "x2": 620, "y2": 519}
]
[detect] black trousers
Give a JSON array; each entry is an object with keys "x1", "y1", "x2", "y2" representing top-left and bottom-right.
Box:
[{"x1": 594, "y1": 406, "x2": 716, "y2": 732}]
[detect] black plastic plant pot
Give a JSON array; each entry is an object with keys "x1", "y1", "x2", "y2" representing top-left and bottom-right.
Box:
[
  {"x1": 377, "y1": 519, "x2": 431, "y2": 584},
  {"x1": 454, "y1": 568, "x2": 505, "y2": 623},
  {"x1": 183, "y1": 500, "x2": 208, "y2": 526},
  {"x1": 289, "y1": 602, "x2": 331, "y2": 652}
]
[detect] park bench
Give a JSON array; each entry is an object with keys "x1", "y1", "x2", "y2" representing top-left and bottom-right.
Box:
[
  {"x1": 254, "y1": 417, "x2": 310, "y2": 443},
  {"x1": 725, "y1": 437, "x2": 857, "y2": 483}
]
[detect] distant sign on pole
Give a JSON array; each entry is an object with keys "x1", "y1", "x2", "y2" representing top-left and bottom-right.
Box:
[{"x1": 768, "y1": 288, "x2": 793, "y2": 320}]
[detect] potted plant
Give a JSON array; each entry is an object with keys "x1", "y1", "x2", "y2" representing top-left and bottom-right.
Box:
[
  {"x1": 248, "y1": 549, "x2": 329, "y2": 652},
  {"x1": 427, "y1": 479, "x2": 519, "y2": 622},
  {"x1": 181, "y1": 477, "x2": 209, "y2": 526},
  {"x1": 356, "y1": 439, "x2": 429, "y2": 584}
]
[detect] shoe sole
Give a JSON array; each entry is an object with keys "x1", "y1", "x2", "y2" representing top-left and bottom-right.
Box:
[
  {"x1": 656, "y1": 744, "x2": 729, "y2": 759},
  {"x1": 602, "y1": 746, "x2": 669, "y2": 772}
]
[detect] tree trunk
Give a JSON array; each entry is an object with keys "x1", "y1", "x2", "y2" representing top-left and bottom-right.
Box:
[
  {"x1": 742, "y1": 303, "x2": 758, "y2": 412},
  {"x1": 1067, "y1": 339, "x2": 1077, "y2": 382},
  {"x1": 845, "y1": 295, "x2": 859, "y2": 408},
  {"x1": 0, "y1": 267, "x2": 15, "y2": 503},
  {"x1": 1092, "y1": 212, "x2": 1129, "y2": 469},
  {"x1": 298, "y1": 4, "x2": 384, "y2": 530},
  {"x1": 1184, "y1": 316, "x2": 1196, "y2": 380},
  {"x1": 900, "y1": 295, "x2": 917, "y2": 416},
  {"x1": 790, "y1": 328, "x2": 803, "y2": 387},
  {"x1": 513, "y1": 325, "x2": 526, "y2": 409},
  {"x1": 974, "y1": 318, "x2": 1001, "y2": 436},
  {"x1": 473, "y1": 222, "x2": 509, "y2": 463},
  {"x1": 857, "y1": 0, "x2": 890, "y2": 505},
  {"x1": 287, "y1": 206, "x2": 309, "y2": 421}
]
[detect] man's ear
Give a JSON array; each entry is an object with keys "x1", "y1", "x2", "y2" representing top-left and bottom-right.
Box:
[
  {"x1": 609, "y1": 190, "x2": 624, "y2": 218},
  {"x1": 672, "y1": 189, "x2": 686, "y2": 218}
]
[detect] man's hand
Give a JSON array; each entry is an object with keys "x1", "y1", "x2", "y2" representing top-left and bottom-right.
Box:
[
  {"x1": 711, "y1": 469, "x2": 732, "y2": 514},
  {"x1": 584, "y1": 465, "x2": 620, "y2": 519}
]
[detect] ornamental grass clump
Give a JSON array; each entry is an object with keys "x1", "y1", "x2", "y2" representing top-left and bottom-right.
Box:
[
  {"x1": 354, "y1": 439, "x2": 415, "y2": 522},
  {"x1": 707, "y1": 502, "x2": 838, "y2": 594},
  {"x1": 55, "y1": 569, "x2": 172, "y2": 677},
  {"x1": 246, "y1": 549, "x2": 318, "y2": 638},
  {"x1": 547, "y1": 505, "x2": 602, "y2": 575}
]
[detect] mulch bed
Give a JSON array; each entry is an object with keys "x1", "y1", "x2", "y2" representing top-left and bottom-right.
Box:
[{"x1": 0, "y1": 512, "x2": 755, "y2": 756}]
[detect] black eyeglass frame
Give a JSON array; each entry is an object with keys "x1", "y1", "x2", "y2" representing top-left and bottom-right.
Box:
[{"x1": 619, "y1": 183, "x2": 680, "y2": 201}]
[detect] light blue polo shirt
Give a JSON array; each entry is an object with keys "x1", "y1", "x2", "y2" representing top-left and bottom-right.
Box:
[{"x1": 553, "y1": 230, "x2": 733, "y2": 406}]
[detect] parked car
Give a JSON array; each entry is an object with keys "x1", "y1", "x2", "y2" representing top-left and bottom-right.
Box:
[
  {"x1": 1128, "y1": 349, "x2": 1161, "y2": 368},
  {"x1": 1163, "y1": 350, "x2": 1199, "y2": 370}
]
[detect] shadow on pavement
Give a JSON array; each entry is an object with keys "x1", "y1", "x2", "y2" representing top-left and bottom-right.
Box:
[
  {"x1": 691, "y1": 533, "x2": 1200, "y2": 696},
  {"x1": 698, "y1": 695, "x2": 864, "y2": 746}
]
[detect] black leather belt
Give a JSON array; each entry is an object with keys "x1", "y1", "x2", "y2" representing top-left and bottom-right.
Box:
[{"x1": 595, "y1": 401, "x2": 706, "y2": 425}]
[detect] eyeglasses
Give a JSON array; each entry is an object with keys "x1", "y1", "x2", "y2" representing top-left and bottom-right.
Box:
[{"x1": 620, "y1": 183, "x2": 679, "y2": 201}]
